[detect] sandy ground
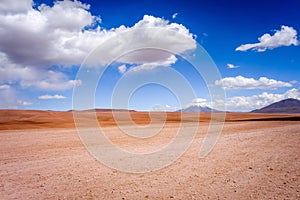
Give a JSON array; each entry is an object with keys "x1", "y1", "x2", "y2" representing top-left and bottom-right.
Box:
[
  {"x1": 1, "y1": 109, "x2": 299, "y2": 130},
  {"x1": 0, "y1": 119, "x2": 299, "y2": 199}
]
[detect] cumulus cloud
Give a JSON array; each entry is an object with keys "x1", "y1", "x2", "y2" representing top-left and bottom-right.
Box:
[
  {"x1": 38, "y1": 94, "x2": 67, "y2": 100},
  {"x1": 0, "y1": 0, "x2": 196, "y2": 103},
  {"x1": 196, "y1": 88, "x2": 300, "y2": 111},
  {"x1": 215, "y1": 75, "x2": 292, "y2": 90},
  {"x1": 0, "y1": 2, "x2": 195, "y2": 68},
  {"x1": 0, "y1": 52, "x2": 82, "y2": 91},
  {"x1": 222, "y1": 88, "x2": 300, "y2": 111},
  {"x1": 0, "y1": 0, "x2": 33, "y2": 14},
  {"x1": 181, "y1": 88, "x2": 300, "y2": 112},
  {"x1": 0, "y1": 53, "x2": 37, "y2": 84},
  {"x1": 236, "y1": 25, "x2": 299, "y2": 52},
  {"x1": 0, "y1": 0, "x2": 100, "y2": 67},
  {"x1": 86, "y1": 15, "x2": 196, "y2": 68},
  {"x1": 0, "y1": 0, "x2": 197, "y2": 109},
  {"x1": 227, "y1": 63, "x2": 239, "y2": 69}
]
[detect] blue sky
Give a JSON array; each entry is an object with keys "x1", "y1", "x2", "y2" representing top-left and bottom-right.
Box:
[{"x1": 0, "y1": 0, "x2": 299, "y2": 111}]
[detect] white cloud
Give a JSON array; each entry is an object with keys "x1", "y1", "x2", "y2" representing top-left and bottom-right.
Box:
[
  {"x1": 0, "y1": 3, "x2": 195, "y2": 68},
  {"x1": 0, "y1": 0, "x2": 197, "y2": 109},
  {"x1": 0, "y1": 86, "x2": 32, "y2": 108},
  {"x1": 129, "y1": 55, "x2": 177, "y2": 72},
  {"x1": 0, "y1": 53, "x2": 38, "y2": 84},
  {"x1": 236, "y1": 25, "x2": 299, "y2": 52},
  {"x1": 18, "y1": 100, "x2": 33, "y2": 106},
  {"x1": 215, "y1": 75, "x2": 292, "y2": 90},
  {"x1": 21, "y1": 78, "x2": 82, "y2": 90},
  {"x1": 38, "y1": 94, "x2": 67, "y2": 100},
  {"x1": 0, "y1": 0, "x2": 33, "y2": 14},
  {"x1": 180, "y1": 88, "x2": 300, "y2": 112},
  {"x1": 172, "y1": 13, "x2": 178, "y2": 19},
  {"x1": 0, "y1": 84, "x2": 10, "y2": 90},
  {"x1": 165, "y1": 104, "x2": 178, "y2": 111},
  {"x1": 0, "y1": 0, "x2": 100, "y2": 67},
  {"x1": 0, "y1": 53, "x2": 82, "y2": 91},
  {"x1": 85, "y1": 15, "x2": 196, "y2": 68},
  {"x1": 150, "y1": 104, "x2": 178, "y2": 112},
  {"x1": 0, "y1": 0, "x2": 196, "y2": 99},
  {"x1": 221, "y1": 88, "x2": 300, "y2": 111},
  {"x1": 184, "y1": 98, "x2": 211, "y2": 108},
  {"x1": 118, "y1": 64, "x2": 127, "y2": 74},
  {"x1": 227, "y1": 63, "x2": 239, "y2": 69}
]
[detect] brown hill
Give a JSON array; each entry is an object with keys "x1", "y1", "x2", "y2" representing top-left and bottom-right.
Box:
[{"x1": 0, "y1": 109, "x2": 299, "y2": 130}]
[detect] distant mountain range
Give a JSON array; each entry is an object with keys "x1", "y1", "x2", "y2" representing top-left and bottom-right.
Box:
[
  {"x1": 178, "y1": 98, "x2": 300, "y2": 113},
  {"x1": 251, "y1": 98, "x2": 300, "y2": 113},
  {"x1": 177, "y1": 105, "x2": 221, "y2": 113}
]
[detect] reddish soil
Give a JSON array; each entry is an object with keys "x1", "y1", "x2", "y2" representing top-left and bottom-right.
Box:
[
  {"x1": 0, "y1": 110, "x2": 299, "y2": 199},
  {"x1": 0, "y1": 109, "x2": 299, "y2": 130}
]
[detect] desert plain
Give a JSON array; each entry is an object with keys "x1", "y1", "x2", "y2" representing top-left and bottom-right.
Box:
[{"x1": 0, "y1": 110, "x2": 299, "y2": 199}]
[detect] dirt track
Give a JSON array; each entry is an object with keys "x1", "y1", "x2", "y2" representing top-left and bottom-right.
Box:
[{"x1": 0, "y1": 118, "x2": 299, "y2": 199}]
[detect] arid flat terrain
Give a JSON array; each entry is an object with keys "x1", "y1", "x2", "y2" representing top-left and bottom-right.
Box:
[
  {"x1": 0, "y1": 110, "x2": 299, "y2": 199},
  {"x1": 1, "y1": 109, "x2": 299, "y2": 130}
]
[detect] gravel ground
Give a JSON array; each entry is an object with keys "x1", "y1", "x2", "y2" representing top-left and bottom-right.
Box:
[{"x1": 0, "y1": 121, "x2": 299, "y2": 199}]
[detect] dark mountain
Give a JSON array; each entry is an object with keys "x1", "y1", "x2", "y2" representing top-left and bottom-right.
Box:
[
  {"x1": 251, "y1": 98, "x2": 300, "y2": 113},
  {"x1": 177, "y1": 105, "x2": 220, "y2": 113}
]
